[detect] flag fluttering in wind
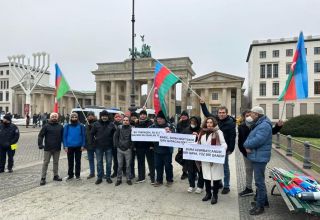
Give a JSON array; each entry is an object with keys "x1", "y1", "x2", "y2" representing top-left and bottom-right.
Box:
[
  {"x1": 153, "y1": 61, "x2": 180, "y2": 117},
  {"x1": 278, "y1": 32, "x2": 308, "y2": 101},
  {"x1": 54, "y1": 64, "x2": 70, "y2": 112}
]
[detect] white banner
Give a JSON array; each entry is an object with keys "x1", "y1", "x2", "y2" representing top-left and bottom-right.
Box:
[
  {"x1": 159, "y1": 132, "x2": 196, "y2": 148},
  {"x1": 183, "y1": 143, "x2": 226, "y2": 164},
  {"x1": 131, "y1": 128, "x2": 165, "y2": 142}
]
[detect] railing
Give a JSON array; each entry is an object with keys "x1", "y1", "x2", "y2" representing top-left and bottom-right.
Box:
[{"x1": 272, "y1": 133, "x2": 320, "y2": 173}]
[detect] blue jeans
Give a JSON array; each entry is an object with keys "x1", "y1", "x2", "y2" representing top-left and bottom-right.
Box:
[
  {"x1": 223, "y1": 154, "x2": 230, "y2": 188},
  {"x1": 252, "y1": 162, "x2": 268, "y2": 208},
  {"x1": 87, "y1": 149, "x2": 95, "y2": 175},
  {"x1": 96, "y1": 148, "x2": 112, "y2": 179},
  {"x1": 154, "y1": 152, "x2": 173, "y2": 183}
]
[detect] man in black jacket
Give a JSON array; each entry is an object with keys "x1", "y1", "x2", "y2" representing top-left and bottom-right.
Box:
[
  {"x1": 91, "y1": 110, "x2": 116, "y2": 185},
  {"x1": 38, "y1": 112, "x2": 63, "y2": 185},
  {"x1": 0, "y1": 114, "x2": 20, "y2": 173},
  {"x1": 200, "y1": 100, "x2": 236, "y2": 194},
  {"x1": 85, "y1": 112, "x2": 97, "y2": 179},
  {"x1": 111, "y1": 113, "x2": 123, "y2": 178}
]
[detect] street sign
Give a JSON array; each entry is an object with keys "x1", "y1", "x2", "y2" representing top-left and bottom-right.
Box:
[{"x1": 187, "y1": 105, "x2": 192, "y2": 110}]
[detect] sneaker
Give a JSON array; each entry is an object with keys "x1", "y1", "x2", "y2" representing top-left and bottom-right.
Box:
[
  {"x1": 150, "y1": 180, "x2": 155, "y2": 185},
  {"x1": 106, "y1": 178, "x2": 113, "y2": 184},
  {"x1": 181, "y1": 172, "x2": 188, "y2": 180},
  {"x1": 153, "y1": 182, "x2": 163, "y2": 187},
  {"x1": 8, "y1": 169, "x2": 13, "y2": 173},
  {"x1": 135, "y1": 179, "x2": 146, "y2": 184},
  {"x1": 95, "y1": 179, "x2": 103, "y2": 185},
  {"x1": 239, "y1": 187, "x2": 254, "y2": 197},
  {"x1": 111, "y1": 173, "x2": 117, "y2": 178},
  {"x1": 251, "y1": 201, "x2": 270, "y2": 208},
  {"x1": 40, "y1": 178, "x2": 46, "y2": 186},
  {"x1": 115, "y1": 180, "x2": 122, "y2": 186},
  {"x1": 249, "y1": 206, "x2": 264, "y2": 215},
  {"x1": 87, "y1": 174, "x2": 95, "y2": 179},
  {"x1": 221, "y1": 188, "x2": 230, "y2": 194},
  {"x1": 127, "y1": 180, "x2": 133, "y2": 185},
  {"x1": 166, "y1": 181, "x2": 173, "y2": 187},
  {"x1": 202, "y1": 193, "x2": 212, "y2": 201},
  {"x1": 53, "y1": 176, "x2": 62, "y2": 181},
  {"x1": 76, "y1": 176, "x2": 81, "y2": 180},
  {"x1": 66, "y1": 176, "x2": 74, "y2": 181},
  {"x1": 195, "y1": 187, "x2": 203, "y2": 194},
  {"x1": 188, "y1": 187, "x2": 195, "y2": 193}
]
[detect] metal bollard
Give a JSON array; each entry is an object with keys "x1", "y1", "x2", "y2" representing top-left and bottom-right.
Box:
[
  {"x1": 303, "y1": 141, "x2": 312, "y2": 169},
  {"x1": 286, "y1": 135, "x2": 293, "y2": 156},
  {"x1": 276, "y1": 132, "x2": 280, "y2": 149}
]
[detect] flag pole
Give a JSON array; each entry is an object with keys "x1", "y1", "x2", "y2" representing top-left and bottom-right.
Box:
[
  {"x1": 70, "y1": 89, "x2": 89, "y2": 125},
  {"x1": 143, "y1": 83, "x2": 154, "y2": 108},
  {"x1": 280, "y1": 100, "x2": 286, "y2": 120}
]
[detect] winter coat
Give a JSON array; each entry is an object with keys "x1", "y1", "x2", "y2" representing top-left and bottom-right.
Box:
[
  {"x1": 113, "y1": 125, "x2": 133, "y2": 151},
  {"x1": 63, "y1": 123, "x2": 86, "y2": 148},
  {"x1": 176, "y1": 120, "x2": 190, "y2": 133},
  {"x1": 244, "y1": 116, "x2": 272, "y2": 163},
  {"x1": 200, "y1": 130, "x2": 227, "y2": 181},
  {"x1": 150, "y1": 122, "x2": 175, "y2": 154},
  {"x1": 85, "y1": 120, "x2": 96, "y2": 150},
  {"x1": 238, "y1": 122, "x2": 250, "y2": 157},
  {"x1": 0, "y1": 123, "x2": 20, "y2": 149},
  {"x1": 91, "y1": 120, "x2": 116, "y2": 149},
  {"x1": 134, "y1": 119, "x2": 153, "y2": 150},
  {"x1": 38, "y1": 121, "x2": 63, "y2": 151}
]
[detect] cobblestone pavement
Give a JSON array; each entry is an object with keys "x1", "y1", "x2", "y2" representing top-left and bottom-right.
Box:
[{"x1": 236, "y1": 147, "x2": 320, "y2": 220}]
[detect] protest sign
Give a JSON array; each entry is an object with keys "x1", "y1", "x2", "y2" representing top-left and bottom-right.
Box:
[
  {"x1": 159, "y1": 133, "x2": 196, "y2": 148},
  {"x1": 131, "y1": 128, "x2": 165, "y2": 142},
  {"x1": 183, "y1": 143, "x2": 226, "y2": 164}
]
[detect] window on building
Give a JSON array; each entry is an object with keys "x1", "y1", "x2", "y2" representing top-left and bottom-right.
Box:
[
  {"x1": 314, "y1": 103, "x2": 320, "y2": 115},
  {"x1": 267, "y1": 64, "x2": 272, "y2": 78},
  {"x1": 260, "y1": 104, "x2": 266, "y2": 115},
  {"x1": 272, "y1": 82, "x2": 279, "y2": 95},
  {"x1": 5, "y1": 91, "x2": 9, "y2": 101},
  {"x1": 300, "y1": 103, "x2": 307, "y2": 115},
  {"x1": 5, "y1": 106, "x2": 8, "y2": 113},
  {"x1": 305, "y1": 48, "x2": 308, "y2": 55},
  {"x1": 315, "y1": 62, "x2": 320, "y2": 73},
  {"x1": 0, "y1": 71, "x2": 3, "y2": 76},
  {"x1": 315, "y1": 47, "x2": 320, "y2": 55},
  {"x1": 286, "y1": 63, "x2": 292, "y2": 74},
  {"x1": 106, "y1": 86, "x2": 110, "y2": 92},
  {"x1": 211, "y1": 107, "x2": 218, "y2": 114},
  {"x1": 272, "y1": 104, "x2": 279, "y2": 119},
  {"x1": 0, "y1": 92, "x2": 2, "y2": 101},
  {"x1": 315, "y1": 81, "x2": 320, "y2": 95},
  {"x1": 273, "y1": 64, "x2": 278, "y2": 78},
  {"x1": 0, "y1": 81, "x2": 2, "y2": 89},
  {"x1": 260, "y1": 51, "x2": 266, "y2": 58},
  {"x1": 260, "y1": 65, "x2": 265, "y2": 78},
  {"x1": 286, "y1": 103, "x2": 294, "y2": 119},
  {"x1": 212, "y1": 92, "x2": 218, "y2": 100},
  {"x1": 272, "y1": 50, "x2": 279, "y2": 57},
  {"x1": 6, "y1": 70, "x2": 9, "y2": 75},
  {"x1": 259, "y1": 83, "x2": 266, "y2": 96},
  {"x1": 286, "y1": 49, "x2": 293, "y2": 57}
]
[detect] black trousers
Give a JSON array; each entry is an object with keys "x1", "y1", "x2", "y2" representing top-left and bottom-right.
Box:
[
  {"x1": 205, "y1": 179, "x2": 221, "y2": 195},
  {"x1": 112, "y1": 147, "x2": 126, "y2": 175},
  {"x1": 136, "y1": 147, "x2": 155, "y2": 181},
  {"x1": 0, "y1": 147, "x2": 15, "y2": 172},
  {"x1": 67, "y1": 147, "x2": 82, "y2": 177},
  {"x1": 130, "y1": 150, "x2": 136, "y2": 177}
]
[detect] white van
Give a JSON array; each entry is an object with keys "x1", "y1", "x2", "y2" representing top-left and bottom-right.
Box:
[{"x1": 71, "y1": 107, "x2": 124, "y2": 124}]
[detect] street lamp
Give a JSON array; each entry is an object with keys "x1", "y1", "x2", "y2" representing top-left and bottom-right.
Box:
[{"x1": 129, "y1": 0, "x2": 137, "y2": 113}]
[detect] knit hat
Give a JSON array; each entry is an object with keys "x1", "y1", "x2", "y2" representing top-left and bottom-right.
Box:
[
  {"x1": 156, "y1": 110, "x2": 166, "y2": 119},
  {"x1": 100, "y1": 110, "x2": 109, "y2": 117},
  {"x1": 130, "y1": 112, "x2": 139, "y2": 118},
  {"x1": 180, "y1": 110, "x2": 189, "y2": 118},
  {"x1": 87, "y1": 111, "x2": 95, "y2": 117},
  {"x1": 70, "y1": 112, "x2": 78, "y2": 118},
  {"x1": 251, "y1": 106, "x2": 264, "y2": 115},
  {"x1": 3, "y1": 114, "x2": 12, "y2": 122},
  {"x1": 139, "y1": 110, "x2": 148, "y2": 116}
]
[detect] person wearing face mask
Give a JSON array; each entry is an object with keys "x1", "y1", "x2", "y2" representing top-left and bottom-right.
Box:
[
  {"x1": 0, "y1": 114, "x2": 20, "y2": 173},
  {"x1": 244, "y1": 106, "x2": 272, "y2": 215},
  {"x1": 85, "y1": 112, "x2": 97, "y2": 179},
  {"x1": 63, "y1": 112, "x2": 86, "y2": 180},
  {"x1": 38, "y1": 112, "x2": 63, "y2": 185},
  {"x1": 91, "y1": 110, "x2": 117, "y2": 185}
]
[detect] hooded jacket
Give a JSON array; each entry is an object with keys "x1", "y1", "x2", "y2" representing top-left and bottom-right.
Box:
[
  {"x1": 38, "y1": 121, "x2": 63, "y2": 151},
  {"x1": 91, "y1": 119, "x2": 116, "y2": 149},
  {"x1": 113, "y1": 124, "x2": 133, "y2": 151},
  {"x1": 182, "y1": 116, "x2": 201, "y2": 136},
  {"x1": 85, "y1": 119, "x2": 97, "y2": 150}
]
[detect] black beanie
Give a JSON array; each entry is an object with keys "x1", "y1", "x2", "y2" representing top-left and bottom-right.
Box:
[
  {"x1": 87, "y1": 111, "x2": 95, "y2": 117},
  {"x1": 156, "y1": 110, "x2": 166, "y2": 120},
  {"x1": 181, "y1": 110, "x2": 189, "y2": 118},
  {"x1": 3, "y1": 114, "x2": 12, "y2": 122},
  {"x1": 140, "y1": 110, "x2": 148, "y2": 116},
  {"x1": 100, "y1": 110, "x2": 109, "y2": 117},
  {"x1": 131, "y1": 112, "x2": 139, "y2": 118}
]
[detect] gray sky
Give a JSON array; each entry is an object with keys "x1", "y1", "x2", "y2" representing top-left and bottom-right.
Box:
[{"x1": 0, "y1": 0, "x2": 319, "y2": 95}]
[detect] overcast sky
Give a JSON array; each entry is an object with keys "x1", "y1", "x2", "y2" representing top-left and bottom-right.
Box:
[{"x1": 0, "y1": 0, "x2": 319, "y2": 95}]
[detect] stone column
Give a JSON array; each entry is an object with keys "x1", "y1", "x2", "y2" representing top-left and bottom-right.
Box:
[
  {"x1": 222, "y1": 88, "x2": 227, "y2": 106},
  {"x1": 137, "y1": 82, "x2": 141, "y2": 107},
  {"x1": 96, "y1": 81, "x2": 101, "y2": 106},
  {"x1": 126, "y1": 80, "x2": 131, "y2": 110},
  {"x1": 191, "y1": 89, "x2": 198, "y2": 116},
  {"x1": 236, "y1": 88, "x2": 242, "y2": 116},
  {"x1": 110, "y1": 80, "x2": 116, "y2": 107},
  {"x1": 40, "y1": 93, "x2": 44, "y2": 114},
  {"x1": 21, "y1": 94, "x2": 26, "y2": 117},
  {"x1": 13, "y1": 93, "x2": 18, "y2": 114},
  {"x1": 100, "y1": 82, "x2": 105, "y2": 107},
  {"x1": 147, "y1": 80, "x2": 153, "y2": 108}
]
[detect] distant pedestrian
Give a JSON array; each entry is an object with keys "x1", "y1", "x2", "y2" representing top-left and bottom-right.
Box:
[
  {"x1": 63, "y1": 112, "x2": 86, "y2": 180},
  {"x1": 26, "y1": 114, "x2": 30, "y2": 128},
  {"x1": 32, "y1": 113, "x2": 38, "y2": 128},
  {"x1": 38, "y1": 112, "x2": 64, "y2": 185}
]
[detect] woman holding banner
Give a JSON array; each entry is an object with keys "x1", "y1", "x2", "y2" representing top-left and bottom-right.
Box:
[{"x1": 199, "y1": 117, "x2": 227, "y2": 205}]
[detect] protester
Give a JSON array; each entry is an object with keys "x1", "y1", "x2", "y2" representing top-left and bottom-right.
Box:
[
  {"x1": 244, "y1": 106, "x2": 272, "y2": 215},
  {"x1": 0, "y1": 114, "x2": 20, "y2": 173},
  {"x1": 91, "y1": 110, "x2": 116, "y2": 184},
  {"x1": 85, "y1": 112, "x2": 97, "y2": 179},
  {"x1": 111, "y1": 113, "x2": 123, "y2": 178},
  {"x1": 150, "y1": 110, "x2": 175, "y2": 187},
  {"x1": 113, "y1": 116, "x2": 133, "y2": 186},
  {"x1": 134, "y1": 110, "x2": 155, "y2": 184},
  {"x1": 200, "y1": 100, "x2": 236, "y2": 194},
  {"x1": 32, "y1": 113, "x2": 38, "y2": 128},
  {"x1": 182, "y1": 116, "x2": 204, "y2": 193},
  {"x1": 176, "y1": 110, "x2": 190, "y2": 180},
  {"x1": 199, "y1": 117, "x2": 227, "y2": 205},
  {"x1": 63, "y1": 112, "x2": 86, "y2": 180},
  {"x1": 129, "y1": 112, "x2": 139, "y2": 179},
  {"x1": 38, "y1": 112, "x2": 64, "y2": 185}
]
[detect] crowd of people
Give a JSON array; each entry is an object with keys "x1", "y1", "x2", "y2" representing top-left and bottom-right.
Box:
[{"x1": 0, "y1": 99, "x2": 284, "y2": 216}]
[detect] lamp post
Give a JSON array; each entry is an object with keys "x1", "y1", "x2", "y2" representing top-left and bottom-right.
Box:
[
  {"x1": 129, "y1": 0, "x2": 137, "y2": 113},
  {"x1": 8, "y1": 52, "x2": 50, "y2": 116}
]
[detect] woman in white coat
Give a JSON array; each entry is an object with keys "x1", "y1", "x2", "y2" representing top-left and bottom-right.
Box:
[{"x1": 199, "y1": 117, "x2": 227, "y2": 204}]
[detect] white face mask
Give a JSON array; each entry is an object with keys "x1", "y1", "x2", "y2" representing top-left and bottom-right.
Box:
[
  {"x1": 245, "y1": 116, "x2": 254, "y2": 123},
  {"x1": 190, "y1": 124, "x2": 196, "y2": 128}
]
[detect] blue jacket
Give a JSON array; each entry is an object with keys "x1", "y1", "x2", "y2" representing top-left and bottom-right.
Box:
[
  {"x1": 244, "y1": 116, "x2": 272, "y2": 163},
  {"x1": 63, "y1": 123, "x2": 86, "y2": 148}
]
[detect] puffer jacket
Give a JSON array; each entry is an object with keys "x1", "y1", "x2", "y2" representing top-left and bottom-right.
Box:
[
  {"x1": 244, "y1": 116, "x2": 272, "y2": 163},
  {"x1": 0, "y1": 123, "x2": 20, "y2": 148}
]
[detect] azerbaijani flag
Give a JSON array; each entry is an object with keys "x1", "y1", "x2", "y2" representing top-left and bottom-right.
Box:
[
  {"x1": 54, "y1": 64, "x2": 70, "y2": 112},
  {"x1": 278, "y1": 32, "x2": 308, "y2": 101},
  {"x1": 153, "y1": 61, "x2": 180, "y2": 117}
]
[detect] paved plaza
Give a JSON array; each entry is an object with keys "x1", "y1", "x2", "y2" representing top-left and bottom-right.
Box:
[{"x1": 0, "y1": 129, "x2": 319, "y2": 220}]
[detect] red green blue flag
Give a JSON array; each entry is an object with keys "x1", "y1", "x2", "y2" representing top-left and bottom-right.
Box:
[
  {"x1": 54, "y1": 64, "x2": 70, "y2": 112},
  {"x1": 153, "y1": 61, "x2": 180, "y2": 117},
  {"x1": 278, "y1": 32, "x2": 308, "y2": 101}
]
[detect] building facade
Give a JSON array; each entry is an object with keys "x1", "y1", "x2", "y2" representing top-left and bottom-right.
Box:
[{"x1": 246, "y1": 35, "x2": 320, "y2": 121}]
